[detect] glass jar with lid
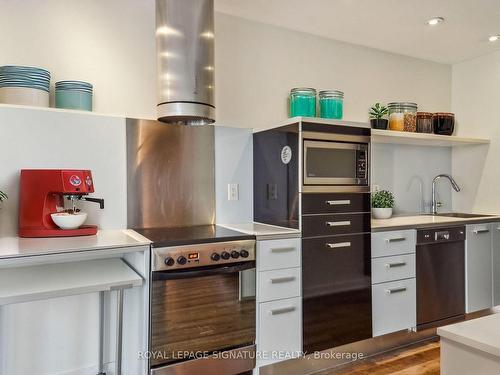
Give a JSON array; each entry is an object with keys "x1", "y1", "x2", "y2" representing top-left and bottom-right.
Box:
[
  {"x1": 388, "y1": 102, "x2": 417, "y2": 132},
  {"x1": 417, "y1": 112, "x2": 433, "y2": 133},
  {"x1": 319, "y1": 90, "x2": 344, "y2": 119},
  {"x1": 289, "y1": 88, "x2": 317, "y2": 117}
]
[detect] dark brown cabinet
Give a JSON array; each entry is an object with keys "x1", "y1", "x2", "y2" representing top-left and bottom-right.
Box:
[{"x1": 302, "y1": 193, "x2": 372, "y2": 353}]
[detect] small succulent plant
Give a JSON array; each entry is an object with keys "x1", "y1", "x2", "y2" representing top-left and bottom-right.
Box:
[
  {"x1": 0, "y1": 191, "x2": 7, "y2": 203},
  {"x1": 369, "y1": 103, "x2": 389, "y2": 120},
  {"x1": 372, "y1": 190, "x2": 394, "y2": 208}
]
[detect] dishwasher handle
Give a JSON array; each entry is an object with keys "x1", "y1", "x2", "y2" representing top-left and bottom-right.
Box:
[
  {"x1": 417, "y1": 226, "x2": 465, "y2": 245},
  {"x1": 435, "y1": 231, "x2": 450, "y2": 241}
]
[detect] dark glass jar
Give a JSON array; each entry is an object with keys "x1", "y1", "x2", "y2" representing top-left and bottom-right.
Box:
[
  {"x1": 433, "y1": 113, "x2": 455, "y2": 135},
  {"x1": 417, "y1": 112, "x2": 433, "y2": 133}
]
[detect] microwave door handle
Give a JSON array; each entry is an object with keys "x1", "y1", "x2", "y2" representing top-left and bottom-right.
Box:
[{"x1": 153, "y1": 261, "x2": 255, "y2": 281}]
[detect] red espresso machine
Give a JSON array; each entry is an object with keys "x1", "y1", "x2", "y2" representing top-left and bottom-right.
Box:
[{"x1": 19, "y1": 169, "x2": 104, "y2": 238}]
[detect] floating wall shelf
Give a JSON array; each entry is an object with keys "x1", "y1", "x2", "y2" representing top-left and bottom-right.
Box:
[{"x1": 371, "y1": 129, "x2": 490, "y2": 147}]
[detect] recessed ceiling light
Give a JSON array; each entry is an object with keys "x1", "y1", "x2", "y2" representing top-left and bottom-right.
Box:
[
  {"x1": 427, "y1": 17, "x2": 445, "y2": 26},
  {"x1": 489, "y1": 35, "x2": 500, "y2": 42}
]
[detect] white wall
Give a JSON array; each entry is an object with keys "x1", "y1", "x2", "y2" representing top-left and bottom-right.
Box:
[
  {"x1": 0, "y1": 105, "x2": 127, "y2": 236},
  {"x1": 215, "y1": 13, "x2": 451, "y2": 129},
  {"x1": 451, "y1": 51, "x2": 500, "y2": 213},
  {"x1": 0, "y1": 0, "x2": 156, "y2": 119},
  {"x1": 0, "y1": 1, "x2": 452, "y2": 128},
  {"x1": 215, "y1": 126, "x2": 253, "y2": 223},
  {"x1": 372, "y1": 144, "x2": 452, "y2": 215}
]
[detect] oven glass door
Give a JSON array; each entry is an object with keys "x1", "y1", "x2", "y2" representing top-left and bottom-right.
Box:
[
  {"x1": 303, "y1": 140, "x2": 367, "y2": 185},
  {"x1": 151, "y1": 262, "x2": 256, "y2": 367}
]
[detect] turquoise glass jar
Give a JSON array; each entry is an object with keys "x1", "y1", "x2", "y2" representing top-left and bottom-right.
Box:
[
  {"x1": 289, "y1": 88, "x2": 316, "y2": 117},
  {"x1": 319, "y1": 90, "x2": 344, "y2": 119}
]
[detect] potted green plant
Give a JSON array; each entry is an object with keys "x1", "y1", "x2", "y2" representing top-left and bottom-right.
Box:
[
  {"x1": 372, "y1": 189, "x2": 394, "y2": 219},
  {"x1": 369, "y1": 103, "x2": 389, "y2": 130}
]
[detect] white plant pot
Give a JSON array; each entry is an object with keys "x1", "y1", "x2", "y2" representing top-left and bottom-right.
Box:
[{"x1": 372, "y1": 207, "x2": 393, "y2": 219}]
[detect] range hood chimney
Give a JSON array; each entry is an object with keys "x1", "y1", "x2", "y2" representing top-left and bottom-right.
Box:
[{"x1": 156, "y1": 0, "x2": 215, "y2": 125}]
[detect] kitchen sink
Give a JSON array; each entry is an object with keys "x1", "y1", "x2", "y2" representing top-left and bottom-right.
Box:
[{"x1": 435, "y1": 213, "x2": 494, "y2": 218}]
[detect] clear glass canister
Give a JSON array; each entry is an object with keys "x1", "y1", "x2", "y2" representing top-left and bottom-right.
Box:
[
  {"x1": 417, "y1": 112, "x2": 433, "y2": 133},
  {"x1": 388, "y1": 102, "x2": 417, "y2": 132},
  {"x1": 289, "y1": 88, "x2": 317, "y2": 117},
  {"x1": 319, "y1": 90, "x2": 344, "y2": 119}
]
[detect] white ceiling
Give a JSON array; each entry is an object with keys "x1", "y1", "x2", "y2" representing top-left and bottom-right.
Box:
[{"x1": 215, "y1": 0, "x2": 500, "y2": 64}]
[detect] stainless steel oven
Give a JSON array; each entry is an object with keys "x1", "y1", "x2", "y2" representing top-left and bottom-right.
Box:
[
  {"x1": 150, "y1": 239, "x2": 256, "y2": 375},
  {"x1": 302, "y1": 132, "x2": 370, "y2": 192}
]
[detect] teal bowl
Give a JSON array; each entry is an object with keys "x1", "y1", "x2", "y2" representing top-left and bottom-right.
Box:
[{"x1": 55, "y1": 90, "x2": 92, "y2": 111}]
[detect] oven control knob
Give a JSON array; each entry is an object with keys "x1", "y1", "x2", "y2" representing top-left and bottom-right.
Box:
[
  {"x1": 164, "y1": 257, "x2": 175, "y2": 266},
  {"x1": 221, "y1": 251, "x2": 231, "y2": 260},
  {"x1": 177, "y1": 256, "x2": 187, "y2": 265},
  {"x1": 240, "y1": 249, "x2": 249, "y2": 258},
  {"x1": 231, "y1": 250, "x2": 240, "y2": 259},
  {"x1": 211, "y1": 253, "x2": 221, "y2": 261}
]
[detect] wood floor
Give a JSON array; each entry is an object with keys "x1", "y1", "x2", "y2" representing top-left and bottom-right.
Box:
[{"x1": 321, "y1": 340, "x2": 440, "y2": 375}]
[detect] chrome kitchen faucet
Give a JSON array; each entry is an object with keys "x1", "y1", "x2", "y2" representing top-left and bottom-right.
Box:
[{"x1": 431, "y1": 174, "x2": 461, "y2": 214}]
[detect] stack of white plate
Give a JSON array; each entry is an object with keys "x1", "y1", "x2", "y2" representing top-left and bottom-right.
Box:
[{"x1": 0, "y1": 65, "x2": 50, "y2": 107}]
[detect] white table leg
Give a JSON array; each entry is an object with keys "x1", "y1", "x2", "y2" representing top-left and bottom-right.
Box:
[
  {"x1": 97, "y1": 291, "x2": 106, "y2": 375},
  {"x1": 115, "y1": 288, "x2": 124, "y2": 375}
]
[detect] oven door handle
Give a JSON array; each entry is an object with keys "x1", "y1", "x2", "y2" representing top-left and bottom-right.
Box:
[{"x1": 153, "y1": 261, "x2": 255, "y2": 280}]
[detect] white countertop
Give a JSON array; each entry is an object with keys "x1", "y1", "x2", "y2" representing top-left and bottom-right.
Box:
[
  {"x1": 438, "y1": 313, "x2": 500, "y2": 357},
  {"x1": 219, "y1": 222, "x2": 300, "y2": 239},
  {"x1": 372, "y1": 214, "x2": 500, "y2": 231},
  {"x1": 0, "y1": 229, "x2": 151, "y2": 260}
]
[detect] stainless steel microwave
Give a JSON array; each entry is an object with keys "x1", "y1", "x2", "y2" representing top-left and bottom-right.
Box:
[{"x1": 302, "y1": 132, "x2": 370, "y2": 192}]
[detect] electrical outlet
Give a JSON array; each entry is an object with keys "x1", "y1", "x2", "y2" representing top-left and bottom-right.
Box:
[
  {"x1": 267, "y1": 183, "x2": 278, "y2": 200},
  {"x1": 228, "y1": 183, "x2": 239, "y2": 201},
  {"x1": 373, "y1": 184, "x2": 380, "y2": 192}
]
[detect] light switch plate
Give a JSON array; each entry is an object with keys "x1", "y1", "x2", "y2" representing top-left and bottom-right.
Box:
[{"x1": 228, "y1": 183, "x2": 239, "y2": 201}]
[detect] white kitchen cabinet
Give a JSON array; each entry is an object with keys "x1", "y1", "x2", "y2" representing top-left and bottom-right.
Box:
[
  {"x1": 258, "y1": 267, "x2": 301, "y2": 303},
  {"x1": 371, "y1": 254, "x2": 416, "y2": 285},
  {"x1": 493, "y1": 223, "x2": 500, "y2": 306},
  {"x1": 258, "y1": 297, "x2": 302, "y2": 366},
  {"x1": 465, "y1": 223, "x2": 493, "y2": 313},
  {"x1": 372, "y1": 279, "x2": 416, "y2": 337},
  {"x1": 256, "y1": 237, "x2": 302, "y2": 370},
  {"x1": 257, "y1": 237, "x2": 301, "y2": 271},
  {"x1": 371, "y1": 229, "x2": 416, "y2": 337},
  {"x1": 371, "y1": 229, "x2": 416, "y2": 258}
]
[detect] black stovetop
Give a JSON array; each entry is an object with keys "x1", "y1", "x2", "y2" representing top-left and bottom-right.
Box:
[{"x1": 134, "y1": 225, "x2": 255, "y2": 247}]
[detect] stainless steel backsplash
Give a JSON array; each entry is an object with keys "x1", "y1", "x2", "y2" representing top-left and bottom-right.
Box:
[{"x1": 126, "y1": 118, "x2": 215, "y2": 228}]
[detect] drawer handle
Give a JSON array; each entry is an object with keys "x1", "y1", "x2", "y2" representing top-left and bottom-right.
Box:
[
  {"x1": 270, "y1": 276, "x2": 296, "y2": 284},
  {"x1": 326, "y1": 242, "x2": 351, "y2": 249},
  {"x1": 386, "y1": 237, "x2": 406, "y2": 243},
  {"x1": 270, "y1": 306, "x2": 296, "y2": 315},
  {"x1": 326, "y1": 220, "x2": 351, "y2": 227},
  {"x1": 271, "y1": 247, "x2": 295, "y2": 253},
  {"x1": 385, "y1": 287, "x2": 407, "y2": 295},
  {"x1": 326, "y1": 200, "x2": 351, "y2": 206},
  {"x1": 385, "y1": 261, "x2": 407, "y2": 268},
  {"x1": 473, "y1": 229, "x2": 490, "y2": 234}
]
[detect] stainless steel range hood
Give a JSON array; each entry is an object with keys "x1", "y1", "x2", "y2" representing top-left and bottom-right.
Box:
[{"x1": 156, "y1": 0, "x2": 215, "y2": 125}]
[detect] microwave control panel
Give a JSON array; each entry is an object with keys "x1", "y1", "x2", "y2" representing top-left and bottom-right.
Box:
[{"x1": 356, "y1": 149, "x2": 368, "y2": 179}]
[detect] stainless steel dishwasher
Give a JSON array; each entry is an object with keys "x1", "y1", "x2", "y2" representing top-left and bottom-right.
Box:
[{"x1": 416, "y1": 226, "x2": 466, "y2": 329}]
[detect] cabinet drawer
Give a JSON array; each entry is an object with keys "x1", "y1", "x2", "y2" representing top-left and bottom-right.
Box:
[
  {"x1": 257, "y1": 238, "x2": 301, "y2": 271},
  {"x1": 258, "y1": 297, "x2": 302, "y2": 366},
  {"x1": 302, "y1": 193, "x2": 370, "y2": 214},
  {"x1": 258, "y1": 268, "x2": 301, "y2": 302},
  {"x1": 372, "y1": 254, "x2": 415, "y2": 284},
  {"x1": 372, "y1": 278, "x2": 416, "y2": 337},
  {"x1": 372, "y1": 230, "x2": 416, "y2": 258},
  {"x1": 302, "y1": 213, "x2": 370, "y2": 238}
]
